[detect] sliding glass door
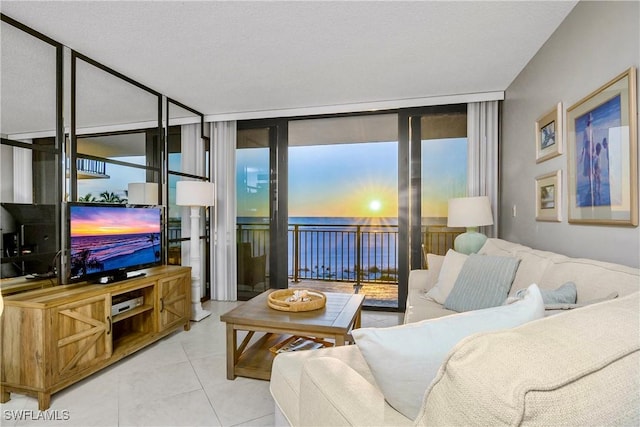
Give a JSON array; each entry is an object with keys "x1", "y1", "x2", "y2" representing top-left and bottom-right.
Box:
[
  {"x1": 236, "y1": 106, "x2": 468, "y2": 310},
  {"x1": 287, "y1": 114, "x2": 399, "y2": 309},
  {"x1": 236, "y1": 126, "x2": 276, "y2": 300},
  {"x1": 403, "y1": 105, "x2": 468, "y2": 273}
]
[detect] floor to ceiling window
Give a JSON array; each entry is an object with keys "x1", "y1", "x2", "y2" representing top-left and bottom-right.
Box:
[
  {"x1": 419, "y1": 111, "x2": 468, "y2": 258},
  {"x1": 288, "y1": 114, "x2": 399, "y2": 309},
  {"x1": 236, "y1": 106, "x2": 468, "y2": 310}
]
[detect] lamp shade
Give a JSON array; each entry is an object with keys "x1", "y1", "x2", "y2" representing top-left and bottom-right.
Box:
[
  {"x1": 127, "y1": 182, "x2": 159, "y2": 205},
  {"x1": 176, "y1": 181, "x2": 215, "y2": 207},
  {"x1": 447, "y1": 196, "x2": 493, "y2": 227}
]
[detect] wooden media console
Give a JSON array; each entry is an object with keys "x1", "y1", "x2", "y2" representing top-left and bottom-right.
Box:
[{"x1": 0, "y1": 265, "x2": 191, "y2": 410}]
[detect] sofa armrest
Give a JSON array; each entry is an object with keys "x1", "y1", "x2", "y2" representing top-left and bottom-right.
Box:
[{"x1": 299, "y1": 357, "x2": 385, "y2": 427}]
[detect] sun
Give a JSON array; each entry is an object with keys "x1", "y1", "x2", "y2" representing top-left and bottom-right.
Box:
[{"x1": 369, "y1": 199, "x2": 382, "y2": 211}]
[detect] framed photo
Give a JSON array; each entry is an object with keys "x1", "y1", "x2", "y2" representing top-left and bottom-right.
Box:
[
  {"x1": 567, "y1": 67, "x2": 638, "y2": 226},
  {"x1": 536, "y1": 102, "x2": 563, "y2": 163},
  {"x1": 536, "y1": 170, "x2": 561, "y2": 222}
]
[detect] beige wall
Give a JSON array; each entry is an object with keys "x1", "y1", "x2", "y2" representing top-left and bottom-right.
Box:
[{"x1": 501, "y1": 1, "x2": 640, "y2": 267}]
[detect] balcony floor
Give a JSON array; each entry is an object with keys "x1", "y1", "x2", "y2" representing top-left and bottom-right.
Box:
[{"x1": 289, "y1": 279, "x2": 399, "y2": 310}]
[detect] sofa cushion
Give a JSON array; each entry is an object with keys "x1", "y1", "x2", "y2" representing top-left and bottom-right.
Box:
[
  {"x1": 405, "y1": 289, "x2": 457, "y2": 324},
  {"x1": 405, "y1": 258, "x2": 457, "y2": 324},
  {"x1": 443, "y1": 254, "x2": 520, "y2": 312},
  {"x1": 416, "y1": 291, "x2": 640, "y2": 426},
  {"x1": 352, "y1": 284, "x2": 545, "y2": 420},
  {"x1": 507, "y1": 250, "x2": 558, "y2": 294},
  {"x1": 425, "y1": 249, "x2": 468, "y2": 304},
  {"x1": 478, "y1": 238, "x2": 530, "y2": 257},
  {"x1": 541, "y1": 256, "x2": 640, "y2": 302}
]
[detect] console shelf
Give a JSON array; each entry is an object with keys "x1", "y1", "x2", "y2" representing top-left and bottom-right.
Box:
[
  {"x1": 0, "y1": 265, "x2": 191, "y2": 410},
  {"x1": 112, "y1": 304, "x2": 154, "y2": 323}
]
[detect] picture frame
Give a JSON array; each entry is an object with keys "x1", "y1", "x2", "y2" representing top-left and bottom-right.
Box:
[
  {"x1": 536, "y1": 102, "x2": 563, "y2": 163},
  {"x1": 566, "y1": 67, "x2": 638, "y2": 226},
  {"x1": 536, "y1": 170, "x2": 562, "y2": 222}
]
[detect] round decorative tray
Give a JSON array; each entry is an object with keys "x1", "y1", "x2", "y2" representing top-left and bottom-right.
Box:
[{"x1": 267, "y1": 289, "x2": 326, "y2": 312}]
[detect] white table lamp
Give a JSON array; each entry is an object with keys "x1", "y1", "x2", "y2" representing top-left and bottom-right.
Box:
[
  {"x1": 176, "y1": 180, "x2": 215, "y2": 321},
  {"x1": 447, "y1": 196, "x2": 494, "y2": 254},
  {"x1": 128, "y1": 182, "x2": 159, "y2": 205}
]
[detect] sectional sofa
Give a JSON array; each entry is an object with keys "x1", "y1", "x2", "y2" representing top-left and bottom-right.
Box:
[{"x1": 270, "y1": 238, "x2": 640, "y2": 426}]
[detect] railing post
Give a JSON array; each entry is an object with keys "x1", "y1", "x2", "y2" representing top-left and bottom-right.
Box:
[
  {"x1": 293, "y1": 225, "x2": 300, "y2": 282},
  {"x1": 355, "y1": 225, "x2": 362, "y2": 288}
]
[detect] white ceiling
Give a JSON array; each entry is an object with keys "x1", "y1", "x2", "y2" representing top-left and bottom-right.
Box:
[{"x1": 1, "y1": 0, "x2": 577, "y2": 122}]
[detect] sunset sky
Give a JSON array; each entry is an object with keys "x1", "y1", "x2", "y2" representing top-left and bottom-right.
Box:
[
  {"x1": 70, "y1": 206, "x2": 161, "y2": 237},
  {"x1": 237, "y1": 138, "x2": 467, "y2": 219}
]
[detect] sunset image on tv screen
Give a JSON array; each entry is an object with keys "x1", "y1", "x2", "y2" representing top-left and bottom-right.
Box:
[{"x1": 69, "y1": 205, "x2": 161, "y2": 278}]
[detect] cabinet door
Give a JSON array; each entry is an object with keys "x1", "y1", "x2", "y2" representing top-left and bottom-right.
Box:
[
  {"x1": 158, "y1": 273, "x2": 189, "y2": 331},
  {"x1": 51, "y1": 294, "x2": 112, "y2": 382}
]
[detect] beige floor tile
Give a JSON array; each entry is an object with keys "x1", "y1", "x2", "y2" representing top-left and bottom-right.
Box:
[
  {"x1": 1, "y1": 300, "x2": 399, "y2": 426},
  {"x1": 118, "y1": 389, "x2": 220, "y2": 427}
]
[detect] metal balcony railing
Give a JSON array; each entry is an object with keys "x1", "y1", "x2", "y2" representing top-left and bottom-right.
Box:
[{"x1": 236, "y1": 221, "x2": 464, "y2": 287}]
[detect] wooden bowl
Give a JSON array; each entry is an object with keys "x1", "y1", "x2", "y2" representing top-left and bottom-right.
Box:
[{"x1": 267, "y1": 289, "x2": 326, "y2": 312}]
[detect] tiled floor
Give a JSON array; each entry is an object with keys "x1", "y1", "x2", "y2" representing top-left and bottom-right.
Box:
[{"x1": 1, "y1": 300, "x2": 402, "y2": 427}]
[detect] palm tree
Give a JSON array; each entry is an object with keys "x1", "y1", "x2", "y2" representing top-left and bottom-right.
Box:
[
  {"x1": 70, "y1": 248, "x2": 104, "y2": 277},
  {"x1": 79, "y1": 193, "x2": 97, "y2": 202},
  {"x1": 99, "y1": 191, "x2": 127, "y2": 204},
  {"x1": 148, "y1": 233, "x2": 160, "y2": 260}
]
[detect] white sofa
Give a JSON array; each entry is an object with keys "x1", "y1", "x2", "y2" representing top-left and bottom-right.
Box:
[{"x1": 270, "y1": 239, "x2": 640, "y2": 426}]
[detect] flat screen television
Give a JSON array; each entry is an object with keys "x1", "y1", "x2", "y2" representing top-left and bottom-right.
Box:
[{"x1": 67, "y1": 203, "x2": 162, "y2": 283}]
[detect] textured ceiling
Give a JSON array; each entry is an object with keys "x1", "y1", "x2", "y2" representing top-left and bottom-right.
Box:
[{"x1": 1, "y1": 1, "x2": 577, "y2": 122}]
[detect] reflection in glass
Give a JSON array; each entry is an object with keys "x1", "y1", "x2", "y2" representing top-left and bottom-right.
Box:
[
  {"x1": 1, "y1": 20, "x2": 60, "y2": 279},
  {"x1": 236, "y1": 128, "x2": 270, "y2": 299}
]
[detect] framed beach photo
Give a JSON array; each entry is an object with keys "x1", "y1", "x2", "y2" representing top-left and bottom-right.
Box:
[
  {"x1": 536, "y1": 102, "x2": 563, "y2": 163},
  {"x1": 535, "y1": 170, "x2": 561, "y2": 222},
  {"x1": 566, "y1": 67, "x2": 638, "y2": 226}
]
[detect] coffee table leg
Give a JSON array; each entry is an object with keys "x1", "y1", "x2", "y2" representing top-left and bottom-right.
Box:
[{"x1": 226, "y1": 323, "x2": 236, "y2": 380}]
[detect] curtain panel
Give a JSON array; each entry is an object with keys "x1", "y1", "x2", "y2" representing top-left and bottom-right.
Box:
[
  {"x1": 467, "y1": 101, "x2": 499, "y2": 237},
  {"x1": 209, "y1": 121, "x2": 238, "y2": 301}
]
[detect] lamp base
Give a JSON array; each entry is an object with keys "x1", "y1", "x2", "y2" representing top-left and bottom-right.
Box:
[
  {"x1": 191, "y1": 304, "x2": 212, "y2": 322},
  {"x1": 453, "y1": 228, "x2": 488, "y2": 255}
]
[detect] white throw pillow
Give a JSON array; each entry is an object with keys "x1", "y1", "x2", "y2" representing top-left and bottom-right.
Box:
[
  {"x1": 425, "y1": 249, "x2": 468, "y2": 304},
  {"x1": 352, "y1": 284, "x2": 545, "y2": 421}
]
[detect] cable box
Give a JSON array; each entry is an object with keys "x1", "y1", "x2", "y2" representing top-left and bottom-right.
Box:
[{"x1": 111, "y1": 295, "x2": 144, "y2": 316}]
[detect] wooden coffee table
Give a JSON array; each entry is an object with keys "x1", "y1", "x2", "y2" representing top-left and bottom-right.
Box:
[{"x1": 220, "y1": 289, "x2": 365, "y2": 380}]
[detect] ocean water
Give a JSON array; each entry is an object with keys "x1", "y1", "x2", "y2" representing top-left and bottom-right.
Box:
[
  {"x1": 70, "y1": 232, "x2": 161, "y2": 276},
  {"x1": 238, "y1": 217, "x2": 399, "y2": 281}
]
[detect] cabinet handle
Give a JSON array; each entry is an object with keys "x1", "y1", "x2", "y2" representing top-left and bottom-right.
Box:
[
  {"x1": 107, "y1": 316, "x2": 112, "y2": 335},
  {"x1": 160, "y1": 298, "x2": 164, "y2": 312}
]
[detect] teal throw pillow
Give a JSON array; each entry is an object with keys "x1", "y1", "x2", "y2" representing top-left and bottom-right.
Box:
[
  {"x1": 443, "y1": 254, "x2": 520, "y2": 312},
  {"x1": 515, "y1": 281, "x2": 577, "y2": 305}
]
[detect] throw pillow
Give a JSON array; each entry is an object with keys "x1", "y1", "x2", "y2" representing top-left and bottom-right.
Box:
[
  {"x1": 352, "y1": 284, "x2": 545, "y2": 420},
  {"x1": 425, "y1": 249, "x2": 468, "y2": 304},
  {"x1": 443, "y1": 254, "x2": 520, "y2": 312},
  {"x1": 514, "y1": 281, "x2": 577, "y2": 305},
  {"x1": 545, "y1": 291, "x2": 618, "y2": 310}
]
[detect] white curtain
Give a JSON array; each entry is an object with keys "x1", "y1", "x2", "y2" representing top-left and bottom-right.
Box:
[
  {"x1": 467, "y1": 101, "x2": 499, "y2": 237},
  {"x1": 210, "y1": 121, "x2": 238, "y2": 301}
]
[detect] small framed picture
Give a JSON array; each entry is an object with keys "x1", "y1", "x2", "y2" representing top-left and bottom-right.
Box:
[
  {"x1": 566, "y1": 67, "x2": 638, "y2": 225},
  {"x1": 535, "y1": 102, "x2": 563, "y2": 163},
  {"x1": 535, "y1": 170, "x2": 562, "y2": 222}
]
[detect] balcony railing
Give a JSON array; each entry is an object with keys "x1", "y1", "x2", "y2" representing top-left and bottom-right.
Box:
[{"x1": 236, "y1": 221, "x2": 464, "y2": 286}]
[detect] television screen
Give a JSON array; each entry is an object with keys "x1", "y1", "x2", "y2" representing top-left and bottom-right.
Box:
[{"x1": 68, "y1": 204, "x2": 162, "y2": 282}]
